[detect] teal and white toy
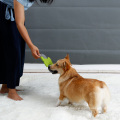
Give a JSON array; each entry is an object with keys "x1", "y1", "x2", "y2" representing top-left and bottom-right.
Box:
[{"x1": 40, "y1": 54, "x2": 53, "y2": 67}]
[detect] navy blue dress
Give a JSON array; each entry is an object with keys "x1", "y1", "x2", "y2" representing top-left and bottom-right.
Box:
[{"x1": 0, "y1": 1, "x2": 26, "y2": 88}]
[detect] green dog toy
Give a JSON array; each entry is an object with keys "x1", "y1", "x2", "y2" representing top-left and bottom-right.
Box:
[{"x1": 40, "y1": 54, "x2": 53, "y2": 67}]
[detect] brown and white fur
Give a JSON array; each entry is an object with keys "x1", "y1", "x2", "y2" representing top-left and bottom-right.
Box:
[{"x1": 48, "y1": 54, "x2": 110, "y2": 117}]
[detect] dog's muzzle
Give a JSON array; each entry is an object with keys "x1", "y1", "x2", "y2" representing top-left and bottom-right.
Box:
[{"x1": 48, "y1": 65, "x2": 58, "y2": 74}]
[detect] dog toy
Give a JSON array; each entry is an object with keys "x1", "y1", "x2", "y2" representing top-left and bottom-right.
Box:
[{"x1": 40, "y1": 54, "x2": 53, "y2": 67}]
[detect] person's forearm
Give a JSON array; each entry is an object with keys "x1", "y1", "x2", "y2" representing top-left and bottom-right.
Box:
[{"x1": 16, "y1": 23, "x2": 34, "y2": 49}]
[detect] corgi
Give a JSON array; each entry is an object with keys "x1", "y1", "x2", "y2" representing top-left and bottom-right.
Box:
[{"x1": 48, "y1": 54, "x2": 110, "y2": 117}]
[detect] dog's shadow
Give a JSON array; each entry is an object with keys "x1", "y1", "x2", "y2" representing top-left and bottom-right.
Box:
[
  {"x1": 60, "y1": 102, "x2": 90, "y2": 112},
  {"x1": 17, "y1": 87, "x2": 100, "y2": 119},
  {"x1": 18, "y1": 86, "x2": 90, "y2": 110},
  {"x1": 58, "y1": 103, "x2": 94, "y2": 119}
]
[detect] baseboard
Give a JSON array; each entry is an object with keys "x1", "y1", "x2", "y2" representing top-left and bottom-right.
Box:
[{"x1": 24, "y1": 63, "x2": 120, "y2": 73}]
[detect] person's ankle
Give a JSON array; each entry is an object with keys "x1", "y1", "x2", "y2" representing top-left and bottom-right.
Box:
[{"x1": 9, "y1": 89, "x2": 16, "y2": 94}]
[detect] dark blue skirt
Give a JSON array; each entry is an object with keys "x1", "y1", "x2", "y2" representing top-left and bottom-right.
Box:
[{"x1": 0, "y1": 1, "x2": 26, "y2": 89}]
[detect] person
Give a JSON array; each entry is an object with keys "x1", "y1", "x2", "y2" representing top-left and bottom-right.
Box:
[{"x1": 0, "y1": 0, "x2": 53, "y2": 101}]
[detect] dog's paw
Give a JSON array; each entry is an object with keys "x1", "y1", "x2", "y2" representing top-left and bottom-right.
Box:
[
  {"x1": 56, "y1": 99, "x2": 62, "y2": 107},
  {"x1": 56, "y1": 104, "x2": 60, "y2": 107}
]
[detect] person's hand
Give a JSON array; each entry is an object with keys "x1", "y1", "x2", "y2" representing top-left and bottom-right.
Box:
[{"x1": 30, "y1": 45, "x2": 40, "y2": 59}]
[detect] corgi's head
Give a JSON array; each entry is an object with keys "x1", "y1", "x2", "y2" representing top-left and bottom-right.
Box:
[{"x1": 48, "y1": 54, "x2": 71, "y2": 75}]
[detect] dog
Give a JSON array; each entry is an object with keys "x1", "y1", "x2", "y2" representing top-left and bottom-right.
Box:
[{"x1": 48, "y1": 54, "x2": 110, "y2": 117}]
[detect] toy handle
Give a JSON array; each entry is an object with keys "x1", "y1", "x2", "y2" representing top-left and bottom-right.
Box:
[{"x1": 40, "y1": 54, "x2": 47, "y2": 59}]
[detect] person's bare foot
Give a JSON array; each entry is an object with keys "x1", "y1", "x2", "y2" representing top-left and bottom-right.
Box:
[
  {"x1": 8, "y1": 89, "x2": 23, "y2": 101},
  {"x1": 0, "y1": 84, "x2": 9, "y2": 94}
]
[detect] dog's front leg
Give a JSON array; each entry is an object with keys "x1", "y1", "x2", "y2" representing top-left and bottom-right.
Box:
[
  {"x1": 56, "y1": 94, "x2": 65, "y2": 107},
  {"x1": 56, "y1": 99, "x2": 62, "y2": 107}
]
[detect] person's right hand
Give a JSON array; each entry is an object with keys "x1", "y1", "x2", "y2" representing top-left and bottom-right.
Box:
[{"x1": 30, "y1": 45, "x2": 40, "y2": 59}]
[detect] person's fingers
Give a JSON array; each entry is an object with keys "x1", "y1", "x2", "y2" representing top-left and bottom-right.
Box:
[
  {"x1": 33, "y1": 51, "x2": 40, "y2": 59},
  {"x1": 32, "y1": 54, "x2": 36, "y2": 59},
  {"x1": 36, "y1": 49, "x2": 40, "y2": 57},
  {"x1": 36, "y1": 51, "x2": 40, "y2": 58},
  {"x1": 32, "y1": 52, "x2": 37, "y2": 59}
]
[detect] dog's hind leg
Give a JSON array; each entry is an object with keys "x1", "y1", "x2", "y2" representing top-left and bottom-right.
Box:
[
  {"x1": 87, "y1": 93, "x2": 99, "y2": 117},
  {"x1": 102, "y1": 104, "x2": 107, "y2": 113},
  {"x1": 88, "y1": 101, "x2": 98, "y2": 117},
  {"x1": 101, "y1": 86, "x2": 110, "y2": 114}
]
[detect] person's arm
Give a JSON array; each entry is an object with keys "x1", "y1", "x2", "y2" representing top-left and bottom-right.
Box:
[{"x1": 14, "y1": 0, "x2": 40, "y2": 59}]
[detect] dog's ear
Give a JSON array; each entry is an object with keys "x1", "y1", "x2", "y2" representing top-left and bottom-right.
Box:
[
  {"x1": 65, "y1": 54, "x2": 70, "y2": 60},
  {"x1": 63, "y1": 61, "x2": 70, "y2": 71},
  {"x1": 65, "y1": 54, "x2": 71, "y2": 65}
]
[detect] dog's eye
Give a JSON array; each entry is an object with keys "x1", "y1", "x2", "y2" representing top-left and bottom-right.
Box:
[{"x1": 56, "y1": 64, "x2": 59, "y2": 66}]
